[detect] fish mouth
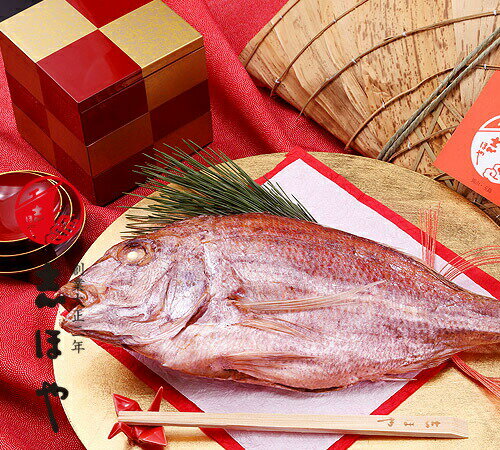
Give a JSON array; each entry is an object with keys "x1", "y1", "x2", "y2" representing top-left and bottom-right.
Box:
[
  {"x1": 57, "y1": 280, "x2": 92, "y2": 312},
  {"x1": 58, "y1": 281, "x2": 94, "y2": 335}
]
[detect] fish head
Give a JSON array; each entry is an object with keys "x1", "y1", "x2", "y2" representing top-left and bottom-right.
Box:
[{"x1": 59, "y1": 234, "x2": 187, "y2": 345}]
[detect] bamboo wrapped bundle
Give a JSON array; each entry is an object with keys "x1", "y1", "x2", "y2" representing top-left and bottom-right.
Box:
[{"x1": 240, "y1": 0, "x2": 500, "y2": 223}]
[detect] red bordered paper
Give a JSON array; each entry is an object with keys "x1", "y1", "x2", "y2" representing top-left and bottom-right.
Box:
[{"x1": 97, "y1": 147, "x2": 500, "y2": 449}]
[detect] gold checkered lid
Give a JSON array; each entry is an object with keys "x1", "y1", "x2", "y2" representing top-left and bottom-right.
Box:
[{"x1": 0, "y1": 0, "x2": 204, "y2": 105}]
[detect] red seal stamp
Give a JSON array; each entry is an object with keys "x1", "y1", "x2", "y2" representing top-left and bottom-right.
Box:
[
  {"x1": 15, "y1": 175, "x2": 84, "y2": 245},
  {"x1": 470, "y1": 115, "x2": 500, "y2": 184}
]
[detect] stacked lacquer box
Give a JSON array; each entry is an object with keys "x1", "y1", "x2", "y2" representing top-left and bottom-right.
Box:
[{"x1": 0, "y1": 0, "x2": 212, "y2": 204}]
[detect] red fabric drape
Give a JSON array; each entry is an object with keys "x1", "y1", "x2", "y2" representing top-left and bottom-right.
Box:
[{"x1": 0, "y1": 1, "x2": 345, "y2": 448}]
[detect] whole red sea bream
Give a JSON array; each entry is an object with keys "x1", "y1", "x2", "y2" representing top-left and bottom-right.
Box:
[{"x1": 60, "y1": 213, "x2": 500, "y2": 391}]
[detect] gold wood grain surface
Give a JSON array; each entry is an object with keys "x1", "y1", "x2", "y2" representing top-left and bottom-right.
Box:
[{"x1": 53, "y1": 152, "x2": 499, "y2": 449}]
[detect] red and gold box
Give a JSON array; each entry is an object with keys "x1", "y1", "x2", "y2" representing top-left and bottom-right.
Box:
[{"x1": 0, "y1": 0, "x2": 212, "y2": 204}]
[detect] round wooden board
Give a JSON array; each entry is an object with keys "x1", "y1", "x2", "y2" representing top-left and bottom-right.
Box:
[{"x1": 54, "y1": 152, "x2": 500, "y2": 450}]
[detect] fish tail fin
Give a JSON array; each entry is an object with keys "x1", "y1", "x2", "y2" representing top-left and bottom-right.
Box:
[
  {"x1": 439, "y1": 245, "x2": 500, "y2": 281},
  {"x1": 448, "y1": 297, "x2": 500, "y2": 398},
  {"x1": 418, "y1": 206, "x2": 500, "y2": 398},
  {"x1": 452, "y1": 355, "x2": 500, "y2": 398}
]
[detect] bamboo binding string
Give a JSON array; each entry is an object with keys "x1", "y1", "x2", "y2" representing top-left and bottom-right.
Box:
[
  {"x1": 299, "y1": 11, "x2": 500, "y2": 116},
  {"x1": 387, "y1": 127, "x2": 458, "y2": 162},
  {"x1": 411, "y1": 105, "x2": 449, "y2": 174},
  {"x1": 344, "y1": 65, "x2": 500, "y2": 152},
  {"x1": 378, "y1": 26, "x2": 500, "y2": 162},
  {"x1": 410, "y1": 106, "x2": 446, "y2": 180},
  {"x1": 270, "y1": 0, "x2": 370, "y2": 96},
  {"x1": 344, "y1": 69, "x2": 453, "y2": 152}
]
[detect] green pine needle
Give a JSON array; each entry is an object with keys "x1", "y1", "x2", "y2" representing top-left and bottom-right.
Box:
[{"x1": 123, "y1": 141, "x2": 316, "y2": 236}]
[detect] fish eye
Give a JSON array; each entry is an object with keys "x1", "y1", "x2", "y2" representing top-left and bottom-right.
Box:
[
  {"x1": 117, "y1": 240, "x2": 154, "y2": 266},
  {"x1": 125, "y1": 248, "x2": 145, "y2": 262}
]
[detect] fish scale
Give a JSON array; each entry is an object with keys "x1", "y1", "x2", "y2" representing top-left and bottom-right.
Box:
[{"x1": 60, "y1": 213, "x2": 499, "y2": 391}]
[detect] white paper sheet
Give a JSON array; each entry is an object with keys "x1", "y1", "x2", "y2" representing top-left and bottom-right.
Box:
[{"x1": 132, "y1": 158, "x2": 491, "y2": 450}]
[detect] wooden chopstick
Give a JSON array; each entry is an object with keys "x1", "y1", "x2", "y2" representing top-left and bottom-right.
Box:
[{"x1": 118, "y1": 412, "x2": 468, "y2": 438}]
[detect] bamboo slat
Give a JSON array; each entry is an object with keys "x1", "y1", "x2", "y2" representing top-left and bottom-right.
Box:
[{"x1": 240, "y1": 0, "x2": 500, "y2": 222}]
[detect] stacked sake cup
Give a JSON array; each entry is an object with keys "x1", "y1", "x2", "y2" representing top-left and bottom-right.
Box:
[{"x1": 0, "y1": 170, "x2": 84, "y2": 274}]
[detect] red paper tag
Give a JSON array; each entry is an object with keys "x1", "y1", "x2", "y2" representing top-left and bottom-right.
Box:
[{"x1": 434, "y1": 72, "x2": 500, "y2": 205}]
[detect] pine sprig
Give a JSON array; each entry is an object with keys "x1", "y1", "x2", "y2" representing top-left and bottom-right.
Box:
[{"x1": 123, "y1": 141, "x2": 316, "y2": 236}]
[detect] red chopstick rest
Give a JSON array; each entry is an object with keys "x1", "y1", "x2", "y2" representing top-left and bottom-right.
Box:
[{"x1": 108, "y1": 387, "x2": 167, "y2": 447}]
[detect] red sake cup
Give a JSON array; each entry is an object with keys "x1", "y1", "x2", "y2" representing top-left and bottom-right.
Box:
[{"x1": 0, "y1": 171, "x2": 85, "y2": 274}]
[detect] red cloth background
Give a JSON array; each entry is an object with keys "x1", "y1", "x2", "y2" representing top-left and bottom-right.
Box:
[{"x1": 0, "y1": 1, "x2": 346, "y2": 448}]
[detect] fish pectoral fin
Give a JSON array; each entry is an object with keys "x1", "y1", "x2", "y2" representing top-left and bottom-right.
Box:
[
  {"x1": 378, "y1": 376, "x2": 416, "y2": 382},
  {"x1": 232, "y1": 281, "x2": 384, "y2": 312},
  {"x1": 237, "y1": 317, "x2": 317, "y2": 340},
  {"x1": 219, "y1": 352, "x2": 315, "y2": 381}
]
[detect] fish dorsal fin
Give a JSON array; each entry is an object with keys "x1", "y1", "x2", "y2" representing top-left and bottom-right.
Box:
[{"x1": 233, "y1": 281, "x2": 384, "y2": 313}]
